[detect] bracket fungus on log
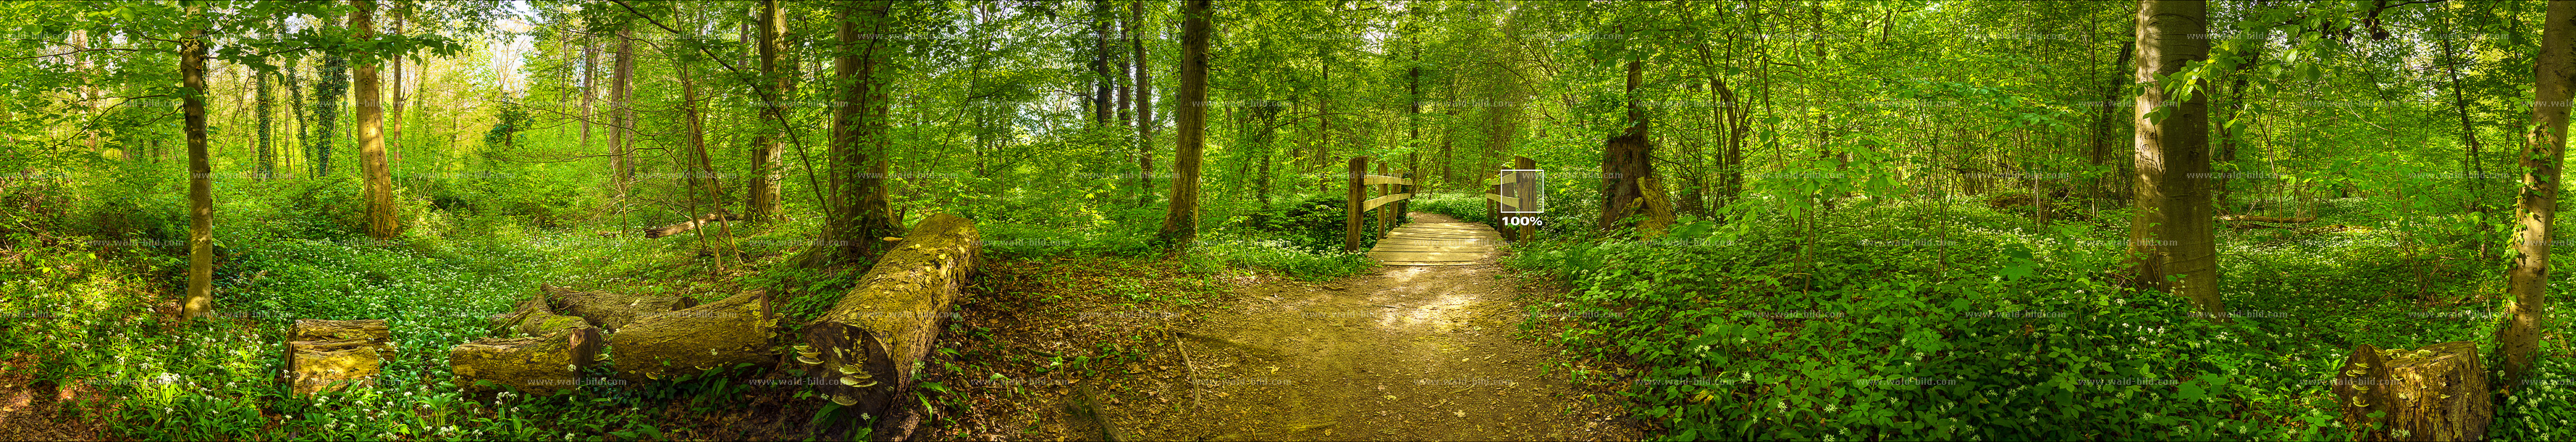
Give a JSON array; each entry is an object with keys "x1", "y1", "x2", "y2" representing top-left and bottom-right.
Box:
[{"x1": 802, "y1": 212, "x2": 980, "y2": 436}]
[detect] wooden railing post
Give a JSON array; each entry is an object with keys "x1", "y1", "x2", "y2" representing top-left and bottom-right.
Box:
[
  {"x1": 1346, "y1": 157, "x2": 1367, "y2": 252},
  {"x1": 1515, "y1": 156, "x2": 1536, "y2": 242}
]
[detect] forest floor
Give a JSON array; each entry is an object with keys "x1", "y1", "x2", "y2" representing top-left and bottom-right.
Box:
[{"x1": 948, "y1": 213, "x2": 1641, "y2": 441}]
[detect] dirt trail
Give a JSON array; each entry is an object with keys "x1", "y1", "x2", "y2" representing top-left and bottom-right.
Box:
[{"x1": 1100, "y1": 213, "x2": 1640, "y2": 441}]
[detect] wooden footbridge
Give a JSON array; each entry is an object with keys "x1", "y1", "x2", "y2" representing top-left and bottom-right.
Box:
[{"x1": 1341, "y1": 156, "x2": 1533, "y2": 266}]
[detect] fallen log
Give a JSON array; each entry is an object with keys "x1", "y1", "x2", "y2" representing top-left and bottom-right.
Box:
[
  {"x1": 2332, "y1": 341, "x2": 2489, "y2": 441},
  {"x1": 801, "y1": 212, "x2": 980, "y2": 440},
  {"x1": 450, "y1": 327, "x2": 606, "y2": 397},
  {"x1": 646, "y1": 212, "x2": 741, "y2": 238},
  {"x1": 485, "y1": 293, "x2": 589, "y2": 338},
  {"x1": 542, "y1": 284, "x2": 699, "y2": 332},
  {"x1": 2217, "y1": 214, "x2": 2317, "y2": 223},
  {"x1": 610, "y1": 291, "x2": 780, "y2": 383}
]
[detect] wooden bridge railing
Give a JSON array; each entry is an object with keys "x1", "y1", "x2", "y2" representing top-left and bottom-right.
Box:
[
  {"x1": 1483, "y1": 156, "x2": 1537, "y2": 241},
  {"x1": 1345, "y1": 157, "x2": 1414, "y2": 251}
]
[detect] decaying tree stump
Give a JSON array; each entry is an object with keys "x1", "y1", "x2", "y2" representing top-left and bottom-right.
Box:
[
  {"x1": 801, "y1": 212, "x2": 980, "y2": 438},
  {"x1": 284, "y1": 319, "x2": 394, "y2": 396},
  {"x1": 450, "y1": 327, "x2": 605, "y2": 396},
  {"x1": 2332, "y1": 341, "x2": 2490, "y2": 441},
  {"x1": 610, "y1": 291, "x2": 780, "y2": 382},
  {"x1": 541, "y1": 284, "x2": 699, "y2": 332}
]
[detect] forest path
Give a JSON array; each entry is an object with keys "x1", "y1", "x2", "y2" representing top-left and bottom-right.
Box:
[{"x1": 1098, "y1": 212, "x2": 1639, "y2": 441}]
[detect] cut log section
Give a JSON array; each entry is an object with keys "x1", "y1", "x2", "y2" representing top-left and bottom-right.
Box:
[
  {"x1": 542, "y1": 284, "x2": 699, "y2": 332},
  {"x1": 645, "y1": 212, "x2": 742, "y2": 238},
  {"x1": 285, "y1": 339, "x2": 382, "y2": 396},
  {"x1": 282, "y1": 319, "x2": 395, "y2": 396},
  {"x1": 610, "y1": 291, "x2": 781, "y2": 383},
  {"x1": 2332, "y1": 341, "x2": 2490, "y2": 441},
  {"x1": 801, "y1": 212, "x2": 980, "y2": 436},
  {"x1": 450, "y1": 327, "x2": 606, "y2": 397},
  {"x1": 289, "y1": 319, "x2": 393, "y2": 354}
]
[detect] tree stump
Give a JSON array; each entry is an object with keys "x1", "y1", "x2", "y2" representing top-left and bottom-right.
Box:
[
  {"x1": 610, "y1": 291, "x2": 780, "y2": 383},
  {"x1": 542, "y1": 284, "x2": 699, "y2": 332},
  {"x1": 283, "y1": 319, "x2": 394, "y2": 396},
  {"x1": 801, "y1": 212, "x2": 979, "y2": 439},
  {"x1": 2332, "y1": 341, "x2": 2490, "y2": 441},
  {"x1": 450, "y1": 328, "x2": 605, "y2": 397}
]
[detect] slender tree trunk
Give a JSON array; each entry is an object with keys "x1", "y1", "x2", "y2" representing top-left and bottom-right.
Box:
[
  {"x1": 316, "y1": 51, "x2": 347, "y2": 177},
  {"x1": 258, "y1": 69, "x2": 275, "y2": 180},
  {"x1": 610, "y1": 30, "x2": 636, "y2": 199},
  {"x1": 2127, "y1": 0, "x2": 2226, "y2": 320},
  {"x1": 387, "y1": 1, "x2": 406, "y2": 170},
  {"x1": 1155, "y1": 0, "x2": 1209, "y2": 249},
  {"x1": 2447, "y1": 27, "x2": 2486, "y2": 214},
  {"x1": 678, "y1": 61, "x2": 722, "y2": 209},
  {"x1": 2498, "y1": 0, "x2": 2576, "y2": 395},
  {"x1": 749, "y1": 0, "x2": 789, "y2": 223},
  {"x1": 287, "y1": 52, "x2": 307, "y2": 179},
  {"x1": 1092, "y1": 0, "x2": 1112, "y2": 126},
  {"x1": 181, "y1": 4, "x2": 214, "y2": 320},
  {"x1": 1132, "y1": 0, "x2": 1156, "y2": 207},
  {"x1": 353, "y1": 0, "x2": 397, "y2": 239},
  {"x1": 581, "y1": 32, "x2": 597, "y2": 154}
]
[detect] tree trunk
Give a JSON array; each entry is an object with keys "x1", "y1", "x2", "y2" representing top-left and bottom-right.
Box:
[
  {"x1": 817, "y1": 0, "x2": 901, "y2": 268},
  {"x1": 286, "y1": 49, "x2": 308, "y2": 179},
  {"x1": 353, "y1": 0, "x2": 397, "y2": 240},
  {"x1": 1599, "y1": 60, "x2": 1657, "y2": 231},
  {"x1": 801, "y1": 213, "x2": 979, "y2": 441},
  {"x1": 749, "y1": 0, "x2": 789, "y2": 223},
  {"x1": 180, "y1": 4, "x2": 214, "y2": 320},
  {"x1": 387, "y1": 1, "x2": 407, "y2": 170},
  {"x1": 257, "y1": 68, "x2": 275, "y2": 180},
  {"x1": 2497, "y1": 0, "x2": 2576, "y2": 395},
  {"x1": 2127, "y1": 0, "x2": 2226, "y2": 320},
  {"x1": 1132, "y1": 0, "x2": 1156, "y2": 207},
  {"x1": 581, "y1": 30, "x2": 597, "y2": 155},
  {"x1": 612, "y1": 291, "x2": 779, "y2": 383},
  {"x1": 1092, "y1": 0, "x2": 1113, "y2": 126},
  {"x1": 316, "y1": 51, "x2": 347, "y2": 177},
  {"x1": 450, "y1": 328, "x2": 605, "y2": 397},
  {"x1": 678, "y1": 61, "x2": 723, "y2": 211},
  {"x1": 2092, "y1": 40, "x2": 2136, "y2": 204},
  {"x1": 1154, "y1": 0, "x2": 1210, "y2": 249},
  {"x1": 611, "y1": 29, "x2": 637, "y2": 199}
]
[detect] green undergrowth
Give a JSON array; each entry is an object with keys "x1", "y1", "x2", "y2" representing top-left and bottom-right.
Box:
[{"x1": 1505, "y1": 197, "x2": 2575, "y2": 441}]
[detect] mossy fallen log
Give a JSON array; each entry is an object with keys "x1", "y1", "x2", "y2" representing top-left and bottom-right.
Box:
[
  {"x1": 541, "y1": 284, "x2": 699, "y2": 332},
  {"x1": 646, "y1": 212, "x2": 741, "y2": 238},
  {"x1": 610, "y1": 291, "x2": 780, "y2": 383},
  {"x1": 450, "y1": 328, "x2": 606, "y2": 397},
  {"x1": 801, "y1": 212, "x2": 980, "y2": 440}
]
